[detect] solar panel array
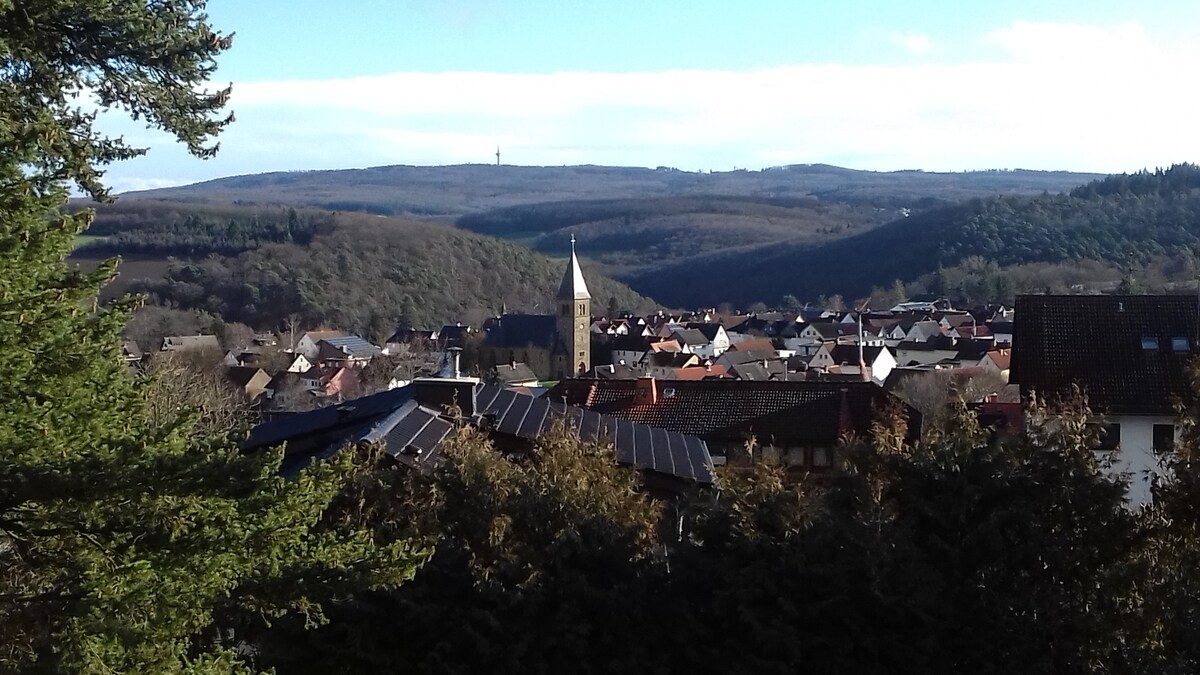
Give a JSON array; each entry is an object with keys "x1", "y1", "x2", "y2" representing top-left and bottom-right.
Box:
[
  {"x1": 248, "y1": 381, "x2": 715, "y2": 485},
  {"x1": 475, "y1": 385, "x2": 715, "y2": 484}
]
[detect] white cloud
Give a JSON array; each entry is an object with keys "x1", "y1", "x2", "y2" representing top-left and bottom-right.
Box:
[
  {"x1": 885, "y1": 31, "x2": 933, "y2": 55},
  {"x1": 100, "y1": 21, "x2": 1200, "y2": 188}
]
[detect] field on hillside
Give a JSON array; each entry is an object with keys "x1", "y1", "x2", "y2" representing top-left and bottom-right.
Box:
[{"x1": 71, "y1": 256, "x2": 176, "y2": 302}]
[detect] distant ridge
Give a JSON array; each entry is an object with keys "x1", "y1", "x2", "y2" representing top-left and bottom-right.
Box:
[{"x1": 120, "y1": 163, "x2": 1103, "y2": 217}]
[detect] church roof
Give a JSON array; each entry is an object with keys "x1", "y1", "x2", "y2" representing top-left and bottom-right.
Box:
[
  {"x1": 557, "y1": 237, "x2": 591, "y2": 301},
  {"x1": 483, "y1": 314, "x2": 557, "y2": 350}
]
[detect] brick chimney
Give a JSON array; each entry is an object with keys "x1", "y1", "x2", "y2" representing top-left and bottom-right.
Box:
[{"x1": 636, "y1": 376, "x2": 657, "y2": 405}]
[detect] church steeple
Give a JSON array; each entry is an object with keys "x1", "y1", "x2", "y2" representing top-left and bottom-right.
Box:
[
  {"x1": 555, "y1": 234, "x2": 591, "y2": 379},
  {"x1": 557, "y1": 234, "x2": 591, "y2": 301}
]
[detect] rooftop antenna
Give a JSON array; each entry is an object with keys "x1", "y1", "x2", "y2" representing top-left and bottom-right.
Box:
[
  {"x1": 856, "y1": 299, "x2": 868, "y2": 382},
  {"x1": 495, "y1": 146, "x2": 501, "y2": 166}
]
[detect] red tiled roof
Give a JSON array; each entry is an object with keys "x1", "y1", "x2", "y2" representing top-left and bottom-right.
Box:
[
  {"x1": 669, "y1": 364, "x2": 729, "y2": 380},
  {"x1": 729, "y1": 338, "x2": 775, "y2": 352},
  {"x1": 987, "y1": 349, "x2": 1011, "y2": 371}
]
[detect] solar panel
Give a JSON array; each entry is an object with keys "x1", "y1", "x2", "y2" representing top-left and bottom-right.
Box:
[
  {"x1": 516, "y1": 398, "x2": 551, "y2": 439},
  {"x1": 252, "y1": 382, "x2": 717, "y2": 486},
  {"x1": 614, "y1": 420, "x2": 637, "y2": 465},
  {"x1": 578, "y1": 409, "x2": 602, "y2": 441},
  {"x1": 383, "y1": 408, "x2": 438, "y2": 457},
  {"x1": 633, "y1": 423, "x2": 653, "y2": 471},
  {"x1": 412, "y1": 417, "x2": 454, "y2": 454},
  {"x1": 650, "y1": 426, "x2": 676, "y2": 477},
  {"x1": 496, "y1": 391, "x2": 534, "y2": 436},
  {"x1": 474, "y1": 385, "x2": 500, "y2": 412}
]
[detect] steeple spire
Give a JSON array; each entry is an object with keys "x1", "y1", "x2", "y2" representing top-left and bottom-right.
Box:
[{"x1": 557, "y1": 234, "x2": 591, "y2": 300}]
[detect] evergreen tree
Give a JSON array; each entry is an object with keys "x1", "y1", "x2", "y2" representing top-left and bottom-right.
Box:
[{"x1": 0, "y1": 3, "x2": 425, "y2": 672}]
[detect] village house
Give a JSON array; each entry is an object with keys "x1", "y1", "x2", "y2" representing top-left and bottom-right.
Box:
[
  {"x1": 226, "y1": 366, "x2": 272, "y2": 401},
  {"x1": 161, "y1": 334, "x2": 220, "y2": 352},
  {"x1": 121, "y1": 339, "x2": 143, "y2": 366},
  {"x1": 684, "y1": 323, "x2": 731, "y2": 357},
  {"x1": 1011, "y1": 294, "x2": 1199, "y2": 505},
  {"x1": 295, "y1": 330, "x2": 345, "y2": 359},
  {"x1": 491, "y1": 362, "x2": 541, "y2": 388},
  {"x1": 314, "y1": 335, "x2": 383, "y2": 368},
  {"x1": 828, "y1": 344, "x2": 898, "y2": 385},
  {"x1": 384, "y1": 328, "x2": 439, "y2": 354}
]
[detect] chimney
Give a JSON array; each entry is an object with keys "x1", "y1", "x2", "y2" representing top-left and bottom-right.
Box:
[{"x1": 636, "y1": 376, "x2": 657, "y2": 405}]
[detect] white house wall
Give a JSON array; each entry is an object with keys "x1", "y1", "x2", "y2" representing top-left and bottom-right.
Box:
[{"x1": 1110, "y1": 414, "x2": 1174, "y2": 507}]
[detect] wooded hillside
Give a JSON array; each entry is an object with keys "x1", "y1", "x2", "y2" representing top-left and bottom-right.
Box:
[
  {"x1": 629, "y1": 164, "x2": 1200, "y2": 308},
  {"x1": 127, "y1": 212, "x2": 653, "y2": 337}
]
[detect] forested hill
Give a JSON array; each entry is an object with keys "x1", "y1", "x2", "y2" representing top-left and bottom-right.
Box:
[
  {"x1": 121, "y1": 163, "x2": 1101, "y2": 215},
  {"x1": 455, "y1": 195, "x2": 883, "y2": 274},
  {"x1": 628, "y1": 164, "x2": 1200, "y2": 308},
  {"x1": 125, "y1": 212, "x2": 654, "y2": 337}
]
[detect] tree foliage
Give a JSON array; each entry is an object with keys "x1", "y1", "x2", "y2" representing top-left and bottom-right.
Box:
[
  {"x1": 130, "y1": 212, "x2": 654, "y2": 333},
  {"x1": 0, "y1": 3, "x2": 426, "y2": 672},
  {"x1": 233, "y1": 393, "x2": 1200, "y2": 674}
]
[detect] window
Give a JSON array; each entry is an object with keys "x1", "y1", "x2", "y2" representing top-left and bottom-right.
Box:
[
  {"x1": 811, "y1": 447, "x2": 832, "y2": 467},
  {"x1": 561, "y1": 305, "x2": 569, "y2": 317},
  {"x1": 1092, "y1": 423, "x2": 1121, "y2": 451},
  {"x1": 1173, "y1": 337, "x2": 1190, "y2": 352},
  {"x1": 1141, "y1": 337, "x2": 1159, "y2": 350},
  {"x1": 784, "y1": 447, "x2": 805, "y2": 467},
  {"x1": 1154, "y1": 424, "x2": 1176, "y2": 454}
]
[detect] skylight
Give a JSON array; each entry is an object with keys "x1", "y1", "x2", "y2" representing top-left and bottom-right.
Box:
[{"x1": 1141, "y1": 337, "x2": 1159, "y2": 350}]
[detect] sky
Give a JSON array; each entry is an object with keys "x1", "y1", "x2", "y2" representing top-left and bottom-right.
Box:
[{"x1": 98, "y1": 0, "x2": 1200, "y2": 193}]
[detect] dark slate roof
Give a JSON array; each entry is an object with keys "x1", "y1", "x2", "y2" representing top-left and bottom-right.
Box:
[
  {"x1": 484, "y1": 314, "x2": 557, "y2": 350},
  {"x1": 686, "y1": 323, "x2": 724, "y2": 340},
  {"x1": 829, "y1": 345, "x2": 889, "y2": 366},
  {"x1": 672, "y1": 328, "x2": 710, "y2": 346},
  {"x1": 720, "y1": 349, "x2": 780, "y2": 366},
  {"x1": 227, "y1": 366, "x2": 268, "y2": 388},
  {"x1": 729, "y1": 362, "x2": 773, "y2": 381},
  {"x1": 121, "y1": 340, "x2": 143, "y2": 360},
  {"x1": 245, "y1": 382, "x2": 714, "y2": 484},
  {"x1": 439, "y1": 324, "x2": 473, "y2": 341},
  {"x1": 1011, "y1": 295, "x2": 1200, "y2": 414},
  {"x1": 387, "y1": 328, "x2": 438, "y2": 344},
  {"x1": 607, "y1": 334, "x2": 656, "y2": 352},
  {"x1": 161, "y1": 335, "x2": 220, "y2": 351},
  {"x1": 804, "y1": 323, "x2": 841, "y2": 339},
  {"x1": 545, "y1": 379, "x2": 918, "y2": 446},
  {"x1": 319, "y1": 336, "x2": 382, "y2": 359},
  {"x1": 493, "y1": 362, "x2": 540, "y2": 384}
]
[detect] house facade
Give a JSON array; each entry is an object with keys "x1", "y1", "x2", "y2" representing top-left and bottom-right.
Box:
[{"x1": 1011, "y1": 294, "x2": 1199, "y2": 505}]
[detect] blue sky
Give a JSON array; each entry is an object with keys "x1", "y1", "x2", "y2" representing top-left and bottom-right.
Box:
[{"x1": 99, "y1": 0, "x2": 1200, "y2": 192}]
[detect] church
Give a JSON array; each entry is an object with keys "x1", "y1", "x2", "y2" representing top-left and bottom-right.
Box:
[{"x1": 479, "y1": 239, "x2": 591, "y2": 381}]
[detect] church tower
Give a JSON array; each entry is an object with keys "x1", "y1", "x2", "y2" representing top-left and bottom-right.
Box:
[{"x1": 555, "y1": 235, "x2": 591, "y2": 379}]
